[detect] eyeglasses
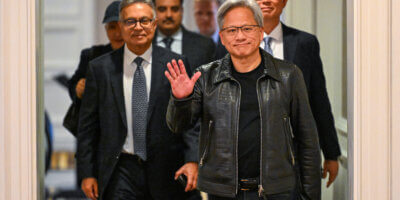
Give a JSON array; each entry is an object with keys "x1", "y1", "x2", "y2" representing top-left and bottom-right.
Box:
[
  {"x1": 122, "y1": 17, "x2": 154, "y2": 29},
  {"x1": 220, "y1": 25, "x2": 261, "y2": 37}
]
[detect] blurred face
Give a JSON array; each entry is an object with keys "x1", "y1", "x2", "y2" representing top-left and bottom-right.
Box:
[
  {"x1": 194, "y1": 1, "x2": 218, "y2": 36},
  {"x1": 256, "y1": 0, "x2": 287, "y2": 21},
  {"x1": 119, "y1": 3, "x2": 157, "y2": 54},
  {"x1": 105, "y1": 21, "x2": 124, "y2": 50},
  {"x1": 219, "y1": 7, "x2": 263, "y2": 59},
  {"x1": 155, "y1": 0, "x2": 183, "y2": 36}
]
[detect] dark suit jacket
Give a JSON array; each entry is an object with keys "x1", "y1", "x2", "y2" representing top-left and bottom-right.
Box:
[
  {"x1": 154, "y1": 26, "x2": 216, "y2": 71},
  {"x1": 76, "y1": 45, "x2": 200, "y2": 200},
  {"x1": 68, "y1": 44, "x2": 113, "y2": 102},
  {"x1": 282, "y1": 24, "x2": 340, "y2": 160},
  {"x1": 215, "y1": 23, "x2": 341, "y2": 160}
]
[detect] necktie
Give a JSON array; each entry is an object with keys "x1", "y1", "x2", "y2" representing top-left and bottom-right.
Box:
[
  {"x1": 263, "y1": 36, "x2": 273, "y2": 56},
  {"x1": 132, "y1": 57, "x2": 148, "y2": 161},
  {"x1": 162, "y1": 37, "x2": 174, "y2": 50}
]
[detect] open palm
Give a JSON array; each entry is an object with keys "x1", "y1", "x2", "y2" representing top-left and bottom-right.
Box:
[{"x1": 164, "y1": 59, "x2": 201, "y2": 99}]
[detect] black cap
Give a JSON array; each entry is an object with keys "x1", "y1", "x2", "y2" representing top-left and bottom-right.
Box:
[{"x1": 102, "y1": 1, "x2": 121, "y2": 24}]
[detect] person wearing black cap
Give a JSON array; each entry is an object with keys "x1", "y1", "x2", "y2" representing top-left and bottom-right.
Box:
[{"x1": 67, "y1": 1, "x2": 124, "y2": 103}]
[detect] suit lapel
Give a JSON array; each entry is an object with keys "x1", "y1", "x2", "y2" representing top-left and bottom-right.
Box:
[
  {"x1": 181, "y1": 27, "x2": 195, "y2": 59},
  {"x1": 147, "y1": 46, "x2": 168, "y2": 123},
  {"x1": 282, "y1": 23, "x2": 297, "y2": 62},
  {"x1": 110, "y1": 48, "x2": 127, "y2": 128}
]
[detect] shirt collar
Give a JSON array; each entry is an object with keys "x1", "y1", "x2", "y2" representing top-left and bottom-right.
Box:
[
  {"x1": 211, "y1": 29, "x2": 220, "y2": 44},
  {"x1": 264, "y1": 22, "x2": 283, "y2": 41},
  {"x1": 157, "y1": 27, "x2": 183, "y2": 42},
  {"x1": 124, "y1": 44, "x2": 152, "y2": 65}
]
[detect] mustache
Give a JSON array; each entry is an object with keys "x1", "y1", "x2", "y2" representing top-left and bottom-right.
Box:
[{"x1": 162, "y1": 18, "x2": 175, "y2": 23}]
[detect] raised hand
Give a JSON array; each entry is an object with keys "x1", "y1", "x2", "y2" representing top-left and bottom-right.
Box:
[{"x1": 165, "y1": 59, "x2": 201, "y2": 99}]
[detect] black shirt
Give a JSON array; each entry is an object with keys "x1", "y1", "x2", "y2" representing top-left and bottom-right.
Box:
[{"x1": 231, "y1": 59, "x2": 264, "y2": 179}]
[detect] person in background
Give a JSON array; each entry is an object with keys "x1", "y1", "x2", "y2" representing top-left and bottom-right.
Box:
[
  {"x1": 76, "y1": 0, "x2": 201, "y2": 199},
  {"x1": 68, "y1": 1, "x2": 124, "y2": 102},
  {"x1": 152, "y1": 0, "x2": 216, "y2": 71},
  {"x1": 165, "y1": 0, "x2": 321, "y2": 199},
  {"x1": 255, "y1": 0, "x2": 341, "y2": 187},
  {"x1": 193, "y1": 0, "x2": 221, "y2": 44}
]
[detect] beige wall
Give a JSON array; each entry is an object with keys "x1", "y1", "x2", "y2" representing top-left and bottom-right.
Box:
[{"x1": 0, "y1": 0, "x2": 399, "y2": 199}]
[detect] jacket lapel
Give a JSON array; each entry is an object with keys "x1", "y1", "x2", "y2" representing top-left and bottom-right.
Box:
[
  {"x1": 110, "y1": 47, "x2": 127, "y2": 128},
  {"x1": 282, "y1": 23, "x2": 297, "y2": 62}
]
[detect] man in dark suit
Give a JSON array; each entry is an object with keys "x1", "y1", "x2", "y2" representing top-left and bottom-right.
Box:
[
  {"x1": 255, "y1": 0, "x2": 341, "y2": 187},
  {"x1": 68, "y1": 1, "x2": 124, "y2": 102},
  {"x1": 76, "y1": 1, "x2": 201, "y2": 199},
  {"x1": 152, "y1": 0, "x2": 216, "y2": 71}
]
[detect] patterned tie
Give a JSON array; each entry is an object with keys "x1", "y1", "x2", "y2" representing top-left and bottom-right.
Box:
[
  {"x1": 263, "y1": 36, "x2": 273, "y2": 56},
  {"x1": 132, "y1": 57, "x2": 148, "y2": 161},
  {"x1": 162, "y1": 37, "x2": 174, "y2": 50}
]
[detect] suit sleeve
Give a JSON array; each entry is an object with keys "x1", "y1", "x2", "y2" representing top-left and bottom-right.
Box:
[
  {"x1": 306, "y1": 36, "x2": 341, "y2": 160},
  {"x1": 290, "y1": 66, "x2": 321, "y2": 200},
  {"x1": 180, "y1": 57, "x2": 200, "y2": 163},
  {"x1": 76, "y1": 63, "x2": 99, "y2": 181},
  {"x1": 68, "y1": 49, "x2": 91, "y2": 103}
]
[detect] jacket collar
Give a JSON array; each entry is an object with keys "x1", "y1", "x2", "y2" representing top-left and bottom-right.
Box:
[{"x1": 214, "y1": 48, "x2": 281, "y2": 84}]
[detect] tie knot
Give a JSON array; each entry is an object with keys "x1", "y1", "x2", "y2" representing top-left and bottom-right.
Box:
[
  {"x1": 162, "y1": 37, "x2": 174, "y2": 49},
  {"x1": 133, "y1": 57, "x2": 144, "y2": 67},
  {"x1": 263, "y1": 36, "x2": 272, "y2": 45}
]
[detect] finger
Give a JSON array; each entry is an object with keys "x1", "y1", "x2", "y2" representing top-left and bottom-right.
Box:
[
  {"x1": 178, "y1": 59, "x2": 187, "y2": 77},
  {"x1": 167, "y1": 62, "x2": 177, "y2": 79},
  {"x1": 327, "y1": 171, "x2": 338, "y2": 187},
  {"x1": 85, "y1": 187, "x2": 94, "y2": 200},
  {"x1": 185, "y1": 172, "x2": 195, "y2": 192},
  {"x1": 171, "y1": 59, "x2": 181, "y2": 75},
  {"x1": 94, "y1": 181, "x2": 99, "y2": 198},
  {"x1": 165, "y1": 71, "x2": 174, "y2": 83},
  {"x1": 191, "y1": 72, "x2": 202, "y2": 83},
  {"x1": 193, "y1": 172, "x2": 198, "y2": 189},
  {"x1": 175, "y1": 168, "x2": 184, "y2": 180}
]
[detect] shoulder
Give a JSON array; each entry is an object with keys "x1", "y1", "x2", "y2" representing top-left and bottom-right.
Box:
[
  {"x1": 153, "y1": 45, "x2": 185, "y2": 61},
  {"x1": 182, "y1": 27, "x2": 215, "y2": 46},
  {"x1": 283, "y1": 24, "x2": 319, "y2": 45},
  {"x1": 80, "y1": 44, "x2": 113, "y2": 59}
]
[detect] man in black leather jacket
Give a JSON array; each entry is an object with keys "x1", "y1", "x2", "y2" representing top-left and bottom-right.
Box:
[{"x1": 165, "y1": 0, "x2": 321, "y2": 199}]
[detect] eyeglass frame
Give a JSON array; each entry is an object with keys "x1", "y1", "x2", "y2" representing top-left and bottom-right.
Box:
[
  {"x1": 220, "y1": 24, "x2": 262, "y2": 38},
  {"x1": 120, "y1": 17, "x2": 155, "y2": 29}
]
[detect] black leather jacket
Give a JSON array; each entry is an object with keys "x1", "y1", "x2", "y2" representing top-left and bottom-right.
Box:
[{"x1": 167, "y1": 50, "x2": 321, "y2": 199}]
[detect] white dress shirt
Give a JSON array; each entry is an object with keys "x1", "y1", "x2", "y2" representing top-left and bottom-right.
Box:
[
  {"x1": 156, "y1": 28, "x2": 183, "y2": 54},
  {"x1": 122, "y1": 45, "x2": 153, "y2": 154},
  {"x1": 261, "y1": 22, "x2": 284, "y2": 60}
]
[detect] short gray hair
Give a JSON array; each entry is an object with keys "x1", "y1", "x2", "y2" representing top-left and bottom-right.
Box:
[
  {"x1": 217, "y1": 0, "x2": 263, "y2": 29},
  {"x1": 119, "y1": 0, "x2": 156, "y2": 20}
]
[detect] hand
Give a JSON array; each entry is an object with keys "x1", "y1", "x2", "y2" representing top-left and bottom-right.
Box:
[
  {"x1": 81, "y1": 177, "x2": 99, "y2": 200},
  {"x1": 322, "y1": 160, "x2": 339, "y2": 187},
  {"x1": 75, "y1": 78, "x2": 86, "y2": 99},
  {"x1": 175, "y1": 162, "x2": 198, "y2": 192},
  {"x1": 165, "y1": 59, "x2": 201, "y2": 99}
]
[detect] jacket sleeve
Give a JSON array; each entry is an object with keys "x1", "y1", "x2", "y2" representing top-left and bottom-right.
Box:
[
  {"x1": 76, "y1": 63, "x2": 99, "y2": 181},
  {"x1": 68, "y1": 49, "x2": 91, "y2": 103},
  {"x1": 306, "y1": 36, "x2": 341, "y2": 160},
  {"x1": 290, "y1": 66, "x2": 321, "y2": 200},
  {"x1": 166, "y1": 69, "x2": 203, "y2": 134}
]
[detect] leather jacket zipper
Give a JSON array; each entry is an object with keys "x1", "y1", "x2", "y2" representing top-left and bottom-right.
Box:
[
  {"x1": 229, "y1": 77, "x2": 241, "y2": 195},
  {"x1": 256, "y1": 74, "x2": 266, "y2": 197},
  {"x1": 284, "y1": 116, "x2": 295, "y2": 166},
  {"x1": 199, "y1": 120, "x2": 213, "y2": 166}
]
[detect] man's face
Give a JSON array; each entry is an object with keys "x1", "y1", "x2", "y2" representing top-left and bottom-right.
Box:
[
  {"x1": 119, "y1": 3, "x2": 157, "y2": 51},
  {"x1": 155, "y1": 0, "x2": 183, "y2": 36},
  {"x1": 256, "y1": 0, "x2": 287, "y2": 20},
  {"x1": 219, "y1": 7, "x2": 263, "y2": 59},
  {"x1": 194, "y1": 1, "x2": 218, "y2": 36},
  {"x1": 105, "y1": 21, "x2": 124, "y2": 50}
]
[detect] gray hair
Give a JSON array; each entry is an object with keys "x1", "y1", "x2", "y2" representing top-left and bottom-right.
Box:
[
  {"x1": 119, "y1": 0, "x2": 156, "y2": 20},
  {"x1": 217, "y1": 0, "x2": 263, "y2": 29}
]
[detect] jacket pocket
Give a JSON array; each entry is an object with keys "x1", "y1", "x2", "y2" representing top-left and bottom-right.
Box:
[
  {"x1": 199, "y1": 120, "x2": 213, "y2": 166},
  {"x1": 283, "y1": 117, "x2": 295, "y2": 166}
]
